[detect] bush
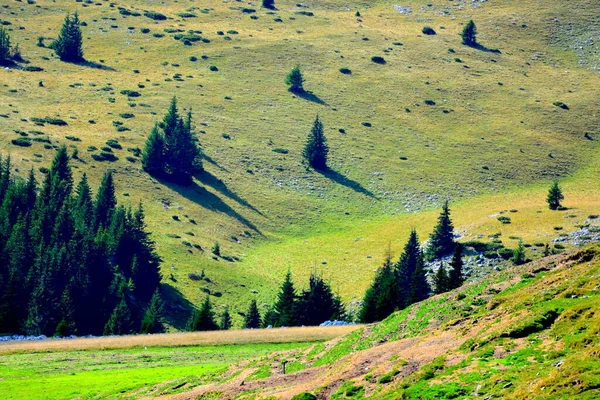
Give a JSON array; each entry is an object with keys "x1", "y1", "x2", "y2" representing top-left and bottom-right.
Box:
[
  {"x1": 422, "y1": 26, "x2": 436, "y2": 35},
  {"x1": 119, "y1": 113, "x2": 134, "y2": 119},
  {"x1": 177, "y1": 12, "x2": 197, "y2": 18},
  {"x1": 92, "y1": 151, "x2": 118, "y2": 162},
  {"x1": 339, "y1": 67, "x2": 352, "y2": 74},
  {"x1": 120, "y1": 90, "x2": 141, "y2": 97},
  {"x1": 371, "y1": 56, "x2": 386, "y2": 64},
  {"x1": 11, "y1": 137, "x2": 31, "y2": 147},
  {"x1": 291, "y1": 394, "x2": 316, "y2": 400},
  {"x1": 272, "y1": 147, "x2": 288, "y2": 154},
  {"x1": 23, "y1": 66, "x2": 44, "y2": 72},
  {"x1": 106, "y1": 139, "x2": 122, "y2": 149},
  {"x1": 497, "y1": 216, "x2": 511, "y2": 224},
  {"x1": 65, "y1": 135, "x2": 81, "y2": 141},
  {"x1": 209, "y1": 65, "x2": 218, "y2": 71},
  {"x1": 140, "y1": 28, "x2": 150, "y2": 34},
  {"x1": 31, "y1": 117, "x2": 68, "y2": 126},
  {"x1": 144, "y1": 11, "x2": 167, "y2": 20},
  {"x1": 424, "y1": 99, "x2": 436, "y2": 106},
  {"x1": 553, "y1": 101, "x2": 569, "y2": 110}
]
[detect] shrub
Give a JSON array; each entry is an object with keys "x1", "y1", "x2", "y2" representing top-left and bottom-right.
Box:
[
  {"x1": 144, "y1": 11, "x2": 167, "y2": 20},
  {"x1": 106, "y1": 139, "x2": 122, "y2": 149},
  {"x1": 291, "y1": 394, "x2": 316, "y2": 400},
  {"x1": 424, "y1": 99, "x2": 436, "y2": 106},
  {"x1": 11, "y1": 137, "x2": 31, "y2": 147},
  {"x1": 92, "y1": 151, "x2": 118, "y2": 162},
  {"x1": 497, "y1": 216, "x2": 511, "y2": 224},
  {"x1": 339, "y1": 67, "x2": 352, "y2": 74},
  {"x1": 119, "y1": 113, "x2": 134, "y2": 119},
  {"x1": 553, "y1": 101, "x2": 569, "y2": 110},
  {"x1": 140, "y1": 28, "x2": 150, "y2": 34},
  {"x1": 371, "y1": 56, "x2": 386, "y2": 64},
  {"x1": 65, "y1": 135, "x2": 81, "y2": 141},
  {"x1": 422, "y1": 26, "x2": 436, "y2": 35},
  {"x1": 31, "y1": 117, "x2": 68, "y2": 126},
  {"x1": 120, "y1": 89, "x2": 141, "y2": 97},
  {"x1": 177, "y1": 12, "x2": 197, "y2": 18},
  {"x1": 272, "y1": 147, "x2": 288, "y2": 154},
  {"x1": 209, "y1": 65, "x2": 218, "y2": 71}
]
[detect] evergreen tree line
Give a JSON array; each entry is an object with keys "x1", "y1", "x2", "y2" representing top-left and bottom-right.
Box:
[
  {"x1": 185, "y1": 271, "x2": 345, "y2": 331},
  {"x1": 0, "y1": 147, "x2": 163, "y2": 336},
  {"x1": 360, "y1": 202, "x2": 464, "y2": 323},
  {"x1": 142, "y1": 97, "x2": 202, "y2": 185}
]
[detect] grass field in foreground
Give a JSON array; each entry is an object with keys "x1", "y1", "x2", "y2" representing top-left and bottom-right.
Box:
[{"x1": 0, "y1": 326, "x2": 360, "y2": 399}]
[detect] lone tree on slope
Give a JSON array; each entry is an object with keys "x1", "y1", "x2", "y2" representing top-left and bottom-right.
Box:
[
  {"x1": 303, "y1": 115, "x2": 329, "y2": 170},
  {"x1": 546, "y1": 181, "x2": 564, "y2": 210},
  {"x1": 461, "y1": 20, "x2": 477, "y2": 47},
  {"x1": 426, "y1": 200, "x2": 456, "y2": 260},
  {"x1": 53, "y1": 12, "x2": 84, "y2": 62},
  {"x1": 286, "y1": 65, "x2": 304, "y2": 93},
  {"x1": 0, "y1": 27, "x2": 12, "y2": 65}
]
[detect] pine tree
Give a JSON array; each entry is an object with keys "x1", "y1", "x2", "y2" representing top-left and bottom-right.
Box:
[
  {"x1": 103, "y1": 299, "x2": 133, "y2": 336},
  {"x1": 303, "y1": 116, "x2": 329, "y2": 170},
  {"x1": 433, "y1": 262, "x2": 449, "y2": 294},
  {"x1": 426, "y1": 200, "x2": 456, "y2": 260},
  {"x1": 53, "y1": 12, "x2": 84, "y2": 62},
  {"x1": 285, "y1": 65, "x2": 304, "y2": 93},
  {"x1": 74, "y1": 173, "x2": 93, "y2": 229},
  {"x1": 140, "y1": 290, "x2": 165, "y2": 334},
  {"x1": 219, "y1": 306, "x2": 232, "y2": 330},
  {"x1": 448, "y1": 244, "x2": 464, "y2": 290},
  {"x1": 512, "y1": 240, "x2": 526, "y2": 265},
  {"x1": 274, "y1": 270, "x2": 296, "y2": 327},
  {"x1": 94, "y1": 170, "x2": 116, "y2": 228},
  {"x1": 262, "y1": 0, "x2": 275, "y2": 10},
  {"x1": 296, "y1": 272, "x2": 342, "y2": 326},
  {"x1": 546, "y1": 181, "x2": 564, "y2": 210},
  {"x1": 243, "y1": 299, "x2": 261, "y2": 329},
  {"x1": 262, "y1": 306, "x2": 278, "y2": 328},
  {"x1": 0, "y1": 26, "x2": 11, "y2": 65},
  {"x1": 461, "y1": 20, "x2": 477, "y2": 46},
  {"x1": 187, "y1": 296, "x2": 218, "y2": 331},
  {"x1": 395, "y1": 230, "x2": 423, "y2": 309},
  {"x1": 142, "y1": 124, "x2": 165, "y2": 177},
  {"x1": 130, "y1": 202, "x2": 162, "y2": 300},
  {"x1": 360, "y1": 252, "x2": 398, "y2": 323},
  {"x1": 409, "y1": 249, "x2": 429, "y2": 304}
]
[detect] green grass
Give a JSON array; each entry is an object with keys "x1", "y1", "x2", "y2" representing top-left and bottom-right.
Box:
[
  {"x1": 0, "y1": 0, "x2": 599, "y2": 326},
  {"x1": 0, "y1": 343, "x2": 314, "y2": 400}
]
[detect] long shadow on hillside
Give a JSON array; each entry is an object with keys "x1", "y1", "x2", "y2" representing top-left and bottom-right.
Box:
[
  {"x1": 294, "y1": 90, "x2": 328, "y2": 106},
  {"x1": 160, "y1": 283, "x2": 194, "y2": 330},
  {"x1": 318, "y1": 168, "x2": 377, "y2": 199},
  {"x1": 160, "y1": 178, "x2": 262, "y2": 235},
  {"x1": 202, "y1": 154, "x2": 229, "y2": 172},
  {"x1": 468, "y1": 43, "x2": 501, "y2": 54},
  {"x1": 72, "y1": 60, "x2": 117, "y2": 71},
  {"x1": 195, "y1": 170, "x2": 264, "y2": 216}
]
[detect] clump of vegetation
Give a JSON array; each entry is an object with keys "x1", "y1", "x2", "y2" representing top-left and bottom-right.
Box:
[
  {"x1": 144, "y1": 11, "x2": 167, "y2": 21},
  {"x1": 262, "y1": 0, "x2": 276, "y2": 10},
  {"x1": 52, "y1": 12, "x2": 84, "y2": 62},
  {"x1": 339, "y1": 67, "x2": 352, "y2": 74},
  {"x1": 498, "y1": 215, "x2": 512, "y2": 224},
  {"x1": 371, "y1": 56, "x2": 386, "y2": 64},
  {"x1": 547, "y1": 181, "x2": 564, "y2": 210},
  {"x1": 120, "y1": 90, "x2": 141, "y2": 97},
  {"x1": 0, "y1": 26, "x2": 13, "y2": 65},
  {"x1": 461, "y1": 20, "x2": 477, "y2": 46},
  {"x1": 422, "y1": 26, "x2": 436, "y2": 35},
  {"x1": 11, "y1": 137, "x2": 31, "y2": 147}
]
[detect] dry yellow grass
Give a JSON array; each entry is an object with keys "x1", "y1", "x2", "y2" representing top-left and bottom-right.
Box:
[{"x1": 0, "y1": 325, "x2": 362, "y2": 355}]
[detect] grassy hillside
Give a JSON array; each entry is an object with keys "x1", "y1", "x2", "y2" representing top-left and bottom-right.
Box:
[
  {"x1": 163, "y1": 245, "x2": 600, "y2": 399},
  {"x1": 1, "y1": 0, "x2": 599, "y2": 324}
]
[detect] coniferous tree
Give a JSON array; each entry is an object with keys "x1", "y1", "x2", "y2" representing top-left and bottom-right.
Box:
[
  {"x1": 448, "y1": 244, "x2": 464, "y2": 289},
  {"x1": 461, "y1": 20, "x2": 477, "y2": 46},
  {"x1": 395, "y1": 230, "x2": 423, "y2": 309},
  {"x1": 53, "y1": 12, "x2": 84, "y2": 62},
  {"x1": 546, "y1": 181, "x2": 564, "y2": 210},
  {"x1": 243, "y1": 299, "x2": 261, "y2": 329},
  {"x1": 261, "y1": 306, "x2": 278, "y2": 328},
  {"x1": 360, "y1": 252, "x2": 398, "y2": 323},
  {"x1": 426, "y1": 200, "x2": 456, "y2": 260},
  {"x1": 262, "y1": 0, "x2": 275, "y2": 10},
  {"x1": 303, "y1": 116, "x2": 329, "y2": 170},
  {"x1": 512, "y1": 240, "x2": 526, "y2": 265},
  {"x1": 296, "y1": 272, "x2": 343, "y2": 326},
  {"x1": 94, "y1": 170, "x2": 116, "y2": 228},
  {"x1": 433, "y1": 262, "x2": 449, "y2": 294},
  {"x1": 0, "y1": 26, "x2": 12, "y2": 65},
  {"x1": 140, "y1": 289, "x2": 165, "y2": 334},
  {"x1": 219, "y1": 307, "x2": 232, "y2": 330},
  {"x1": 285, "y1": 65, "x2": 304, "y2": 93},
  {"x1": 187, "y1": 296, "x2": 218, "y2": 331},
  {"x1": 142, "y1": 125, "x2": 166, "y2": 177},
  {"x1": 409, "y1": 249, "x2": 429, "y2": 304},
  {"x1": 274, "y1": 270, "x2": 296, "y2": 327},
  {"x1": 103, "y1": 299, "x2": 133, "y2": 336}
]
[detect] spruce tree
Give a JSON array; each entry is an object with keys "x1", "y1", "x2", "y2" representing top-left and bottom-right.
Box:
[
  {"x1": 261, "y1": 306, "x2": 278, "y2": 328},
  {"x1": 94, "y1": 170, "x2": 116, "y2": 228},
  {"x1": 219, "y1": 307, "x2": 232, "y2": 330},
  {"x1": 360, "y1": 252, "x2": 398, "y2": 323},
  {"x1": 448, "y1": 244, "x2": 464, "y2": 290},
  {"x1": 426, "y1": 200, "x2": 456, "y2": 260},
  {"x1": 461, "y1": 20, "x2": 477, "y2": 46},
  {"x1": 262, "y1": 0, "x2": 275, "y2": 10},
  {"x1": 274, "y1": 270, "x2": 297, "y2": 327},
  {"x1": 512, "y1": 240, "x2": 526, "y2": 265},
  {"x1": 285, "y1": 65, "x2": 304, "y2": 93},
  {"x1": 395, "y1": 230, "x2": 423, "y2": 309},
  {"x1": 296, "y1": 272, "x2": 342, "y2": 326},
  {"x1": 53, "y1": 12, "x2": 84, "y2": 62},
  {"x1": 546, "y1": 181, "x2": 564, "y2": 210},
  {"x1": 103, "y1": 299, "x2": 133, "y2": 336},
  {"x1": 187, "y1": 296, "x2": 218, "y2": 331},
  {"x1": 74, "y1": 173, "x2": 93, "y2": 229},
  {"x1": 0, "y1": 26, "x2": 11, "y2": 65},
  {"x1": 303, "y1": 116, "x2": 329, "y2": 170},
  {"x1": 142, "y1": 124, "x2": 165, "y2": 177},
  {"x1": 140, "y1": 290, "x2": 165, "y2": 334},
  {"x1": 409, "y1": 249, "x2": 429, "y2": 304},
  {"x1": 433, "y1": 262, "x2": 449, "y2": 294},
  {"x1": 243, "y1": 299, "x2": 261, "y2": 329}
]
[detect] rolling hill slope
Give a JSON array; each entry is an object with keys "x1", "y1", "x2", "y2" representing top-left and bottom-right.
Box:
[{"x1": 0, "y1": 0, "x2": 599, "y2": 324}]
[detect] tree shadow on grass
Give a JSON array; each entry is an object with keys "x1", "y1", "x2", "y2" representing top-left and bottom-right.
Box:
[
  {"x1": 159, "y1": 177, "x2": 263, "y2": 235},
  {"x1": 160, "y1": 283, "x2": 195, "y2": 330},
  {"x1": 202, "y1": 153, "x2": 229, "y2": 172},
  {"x1": 292, "y1": 89, "x2": 328, "y2": 106},
  {"x1": 318, "y1": 168, "x2": 377, "y2": 199},
  {"x1": 72, "y1": 60, "x2": 117, "y2": 71},
  {"x1": 195, "y1": 170, "x2": 264, "y2": 216},
  {"x1": 468, "y1": 43, "x2": 501, "y2": 54}
]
